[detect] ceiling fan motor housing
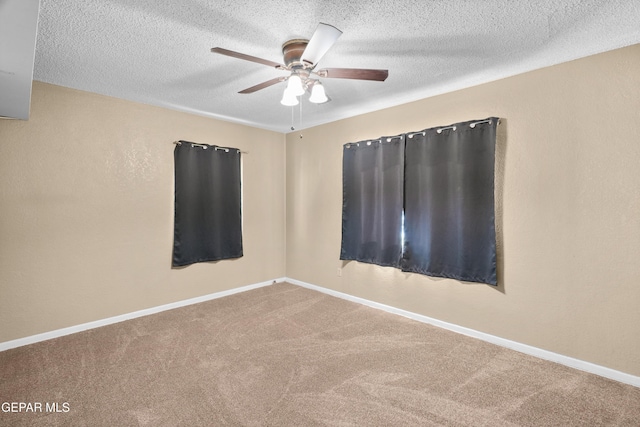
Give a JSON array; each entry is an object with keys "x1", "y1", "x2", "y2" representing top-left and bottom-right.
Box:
[{"x1": 282, "y1": 39, "x2": 310, "y2": 68}]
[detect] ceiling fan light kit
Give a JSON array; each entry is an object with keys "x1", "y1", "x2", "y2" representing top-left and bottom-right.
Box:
[{"x1": 211, "y1": 23, "x2": 388, "y2": 108}]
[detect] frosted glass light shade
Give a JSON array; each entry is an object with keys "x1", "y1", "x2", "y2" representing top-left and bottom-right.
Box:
[
  {"x1": 280, "y1": 88, "x2": 299, "y2": 106},
  {"x1": 309, "y1": 82, "x2": 328, "y2": 103},
  {"x1": 286, "y1": 74, "x2": 305, "y2": 96}
]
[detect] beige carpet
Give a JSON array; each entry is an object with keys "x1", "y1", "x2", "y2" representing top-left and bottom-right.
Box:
[{"x1": 1, "y1": 282, "x2": 639, "y2": 426}]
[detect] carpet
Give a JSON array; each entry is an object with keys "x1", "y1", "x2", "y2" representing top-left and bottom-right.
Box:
[{"x1": 1, "y1": 282, "x2": 639, "y2": 426}]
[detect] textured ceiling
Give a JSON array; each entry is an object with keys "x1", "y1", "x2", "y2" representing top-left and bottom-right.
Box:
[{"x1": 34, "y1": 0, "x2": 640, "y2": 132}]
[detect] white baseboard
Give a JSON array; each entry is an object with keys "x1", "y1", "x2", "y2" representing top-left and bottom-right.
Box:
[
  {"x1": 286, "y1": 277, "x2": 640, "y2": 389},
  {"x1": 0, "y1": 277, "x2": 287, "y2": 352},
  {"x1": 3, "y1": 276, "x2": 638, "y2": 388}
]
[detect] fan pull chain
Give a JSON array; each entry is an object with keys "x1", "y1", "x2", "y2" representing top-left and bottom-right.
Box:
[
  {"x1": 299, "y1": 99, "x2": 303, "y2": 138},
  {"x1": 288, "y1": 100, "x2": 303, "y2": 139}
]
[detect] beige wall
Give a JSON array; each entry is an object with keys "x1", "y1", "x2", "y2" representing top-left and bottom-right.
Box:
[
  {"x1": 286, "y1": 44, "x2": 640, "y2": 376},
  {"x1": 2, "y1": 45, "x2": 639, "y2": 378},
  {"x1": 0, "y1": 82, "x2": 286, "y2": 342}
]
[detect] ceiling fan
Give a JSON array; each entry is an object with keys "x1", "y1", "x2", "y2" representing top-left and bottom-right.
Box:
[{"x1": 211, "y1": 23, "x2": 388, "y2": 105}]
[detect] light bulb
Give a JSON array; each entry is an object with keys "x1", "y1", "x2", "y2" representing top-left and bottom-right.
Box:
[
  {"x1": 286, "y1": 74, "x2": 305, "y2": 96},
  {"x1": 309, "y1": 82, "x2": 328, "y2": 104},
  {"x1": 280, "y1": 88, "x2": 299, "y2": 106}
]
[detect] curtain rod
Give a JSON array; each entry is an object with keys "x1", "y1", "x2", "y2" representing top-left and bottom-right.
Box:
[
  {"x1": 407, "y1": 118, "x2": 499, "y2": 138},
  {"x1": 173, "y1": 140, "x2": 249, "y2": 154},
  {"x1": 345, "y1": 134, "x2": 405, "y2": 148},
  {"x1": 345, "y1": 118, "x2": 500, "y2": 146}
]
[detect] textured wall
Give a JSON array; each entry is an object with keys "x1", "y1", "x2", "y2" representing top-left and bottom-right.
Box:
[
  {"x1": 0, "y1": 82, "x2": 286, "y2": 342},
  {"x1": 2, "y1": 45, "x2": 639, "y2": 378},
  {"x1": 286, "y1": 44, "x2": 640, "y2": 376}
]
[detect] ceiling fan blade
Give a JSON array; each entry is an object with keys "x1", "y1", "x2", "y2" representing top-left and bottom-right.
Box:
[
  {"x1": 317, "y1": 68, "x2": 389, "y2": 81},
  {"x1": 238, "y1": 77, "x2": 286, "y2": 94},
  {"x1": 211, "y1": 47, "x2": 284, "y2": 69},
  {"x1": 301, "y1": 23, "x2": 342, "y2": 66}
]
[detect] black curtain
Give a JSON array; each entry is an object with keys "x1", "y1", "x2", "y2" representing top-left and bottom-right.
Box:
[
  {"x1": 402, "y1": 118, "x2": 498, "y2": 285},
  {"x1": 172, "y1": 141, "x2": 243, "y2": 267},
  {"x1": 340, "y1": 136, "x2": 404, "y2": 267}
]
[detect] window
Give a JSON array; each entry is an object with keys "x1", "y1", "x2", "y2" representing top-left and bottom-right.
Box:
[
  {"x1": 340, "y1": 136, "x2": 404, "y2": 268},
  {"x1": 340, "y1": 118, "x2": 498, "y2": 285},
  {"x1": 172, "y1": 141, "x2": 243, "y2": 267}
]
